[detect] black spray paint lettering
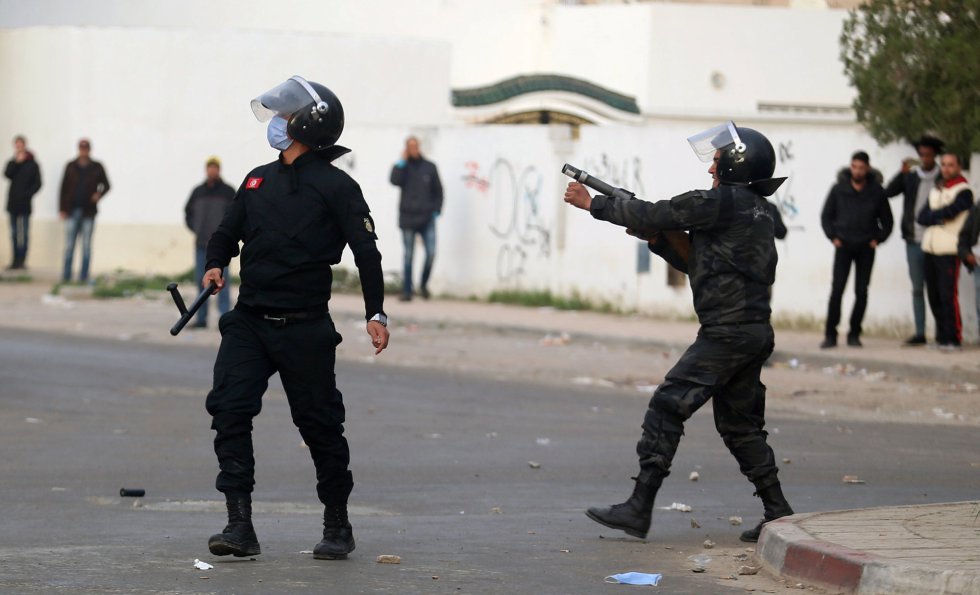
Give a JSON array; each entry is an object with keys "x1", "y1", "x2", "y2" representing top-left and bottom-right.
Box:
[
  {"x1": 772, "y1": 140, "x2": 800, "y2": 222},
  {"x1": 333, "y1": 153, "x2": 356, "y2": 173},
  {"x1": 582, "y1": 154, "x2": 646, "y2": 197}
]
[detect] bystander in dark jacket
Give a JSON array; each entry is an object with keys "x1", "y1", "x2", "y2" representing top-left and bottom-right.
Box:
[
  {"x1": 184, "y1": 156, "x2": 236, "y2": 328},
  {"x1": 185, "y1": 176, "x2": 236, "y2": 247},
  {"x1": 389, "y1": 136, "x2": 443, "y2": 300},
  {"x1": 391, "y1": 156, "x2": 443, "y2": 231},
  {"x1": 59, "y1": 158, "x2": 110, "y2": 218},
  {"x1": 822, "y1": 168, "x2": 892, "y2": 246},
  {"x1": 4, "y1": 136, "x2": 42, "y2": 269},
  {"x1": 819, "y1": 152, "x2": 893, "y2": 348},
  {"x1": 5, "y1": 151, "x2": 41, "y2": 216}
]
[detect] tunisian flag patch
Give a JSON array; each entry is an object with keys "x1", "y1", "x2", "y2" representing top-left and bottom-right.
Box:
[{"x1": 245, "y1": 177, "x2": 263, "y2": 190}]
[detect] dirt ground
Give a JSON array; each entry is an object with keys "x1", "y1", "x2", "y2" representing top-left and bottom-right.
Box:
[
  {"x1": 1, "y1": 280, "x2": 977, "y2": 430},
  {"x1": 335, "y1": 316, "x2": 980, "y2": 429}
]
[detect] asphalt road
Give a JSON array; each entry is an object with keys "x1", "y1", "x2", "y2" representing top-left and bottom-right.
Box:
[{"x1": 0, "y1": 329, "x2": 976, "y2": 594}]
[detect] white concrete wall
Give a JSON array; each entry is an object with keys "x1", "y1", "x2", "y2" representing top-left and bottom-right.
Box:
[
  {"x1": 0, "y1": 25, "x2": 449, "y2": 275},
  {"x1": 0, "y1": 0, "x2": 856, "y2": 115}
]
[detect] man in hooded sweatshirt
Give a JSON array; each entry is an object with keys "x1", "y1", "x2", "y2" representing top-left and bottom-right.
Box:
[{"x1": 819, "y1": 151, "x2": 893, "y2": 348}]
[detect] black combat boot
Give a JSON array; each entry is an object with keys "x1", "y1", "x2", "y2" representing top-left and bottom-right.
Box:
[
  {"x1": 208, "y1": 492, "x2": 261, "y2": 556},
  {"x1": 585, "y1": 479, "x2": 661, "y2": 539},
  {"x1": 313, "y1": 504, "x2": 355, "y2": 560},
  {"x1": 740, "y1": 483, "x2": 794, "y2": 543}
]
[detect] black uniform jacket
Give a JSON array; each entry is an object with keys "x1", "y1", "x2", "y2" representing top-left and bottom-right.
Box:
[
  {"x1": 206, "y1": 151, "x2": 384, "y2": 319},
  {"x1": 590, "y1": 185, "x2": 776, "y2": 327}
]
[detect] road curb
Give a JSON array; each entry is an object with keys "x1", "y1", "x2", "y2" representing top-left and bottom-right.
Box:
[{"x1": 757, "y1": 508, "x2": 980, "y2": 594}]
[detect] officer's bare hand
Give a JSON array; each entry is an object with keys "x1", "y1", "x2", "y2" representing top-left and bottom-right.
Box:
[
  {"x1": 832, "y1": 238, "x2": 842, "y2": 248},
  {"x1": 202, "y1": 268, "x2": 224, "y2": 293},
  {"x1": 563, "y1": 182, "x2": 592, "y2": 211},
  {"x1": 869, "y1": 240, "x2": 878, "y2": 249},
  {"x1": 367, "y1": 321, "x2": 390, "y2": 355},
  {"x1": 966, "y1": 254, "x2": 977, "y2": 268}
]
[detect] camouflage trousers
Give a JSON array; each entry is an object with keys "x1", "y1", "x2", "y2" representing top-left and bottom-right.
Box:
[{"x1": 635, "y1": 322, "x2": 780, "y2": 491}]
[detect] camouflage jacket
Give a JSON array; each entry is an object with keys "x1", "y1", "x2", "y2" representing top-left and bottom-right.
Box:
[{"x1": 590, "y1": 185, "x2": 776, "y2": 326}]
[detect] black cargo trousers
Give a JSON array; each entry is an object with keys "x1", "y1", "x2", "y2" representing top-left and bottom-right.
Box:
[
  {"x1": 205, "y1": 307, "x2": 353, "y2": 506},
  {"x1": 635, "y1": 322, "x2": 780, "y2": 492}
]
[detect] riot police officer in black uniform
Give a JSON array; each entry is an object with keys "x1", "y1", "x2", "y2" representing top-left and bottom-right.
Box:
[
  {"x1": 563, "y1": 122, "x2": 794, "y2": 543},
  {"x1": 202, "y1": 76, "x2": 389, "y2": 560}
]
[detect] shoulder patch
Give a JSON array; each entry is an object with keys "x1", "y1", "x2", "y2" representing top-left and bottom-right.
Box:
[{"x1": 245, "y1": 177, "x2": 263, "y2": 190}]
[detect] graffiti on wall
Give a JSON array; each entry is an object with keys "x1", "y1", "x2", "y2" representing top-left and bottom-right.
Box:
[
  {"x1": 581, "y1": 153, "x2": 647, "y2": 197},
  {"x1": 331, "y1": 153, "x2": 356, "y2": 173},
  {"x1": 771, "y1": 140, "x2": 800, "y2": 222},
  {"x1": 462, "y1": 159, "x2": 552, "y2": 284}
]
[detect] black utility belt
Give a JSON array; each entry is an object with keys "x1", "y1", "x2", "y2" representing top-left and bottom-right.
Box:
[{"x1": 237, "y1": 304, "x2": 329, "y2": 326}]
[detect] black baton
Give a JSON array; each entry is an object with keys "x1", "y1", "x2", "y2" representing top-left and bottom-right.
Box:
[
  {"x1": 561, "y1": 163, "x2": 636, "y2": 201},
  {"x1": 167, "y1": 281, "x2": 218, "y2": 336}
]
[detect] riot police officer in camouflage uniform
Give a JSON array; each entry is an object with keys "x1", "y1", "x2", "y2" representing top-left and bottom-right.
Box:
[
  {"x1": 202, "y1": 76, "x2": 390, "y2": 560},
  {"x1": 563, "y1": 122, "x2": 794, "y2": 543}
]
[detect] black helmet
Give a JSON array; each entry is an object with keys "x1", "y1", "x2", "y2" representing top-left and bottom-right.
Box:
[
  {"x1": 250, "y1": 76, "x2": 345, "y2": 151},
  {"x1": 688, "y1": 122, "x2": 786, "y2": 196}
]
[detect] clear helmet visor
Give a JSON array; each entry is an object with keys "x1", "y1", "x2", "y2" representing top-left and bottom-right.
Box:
[
  {"x1": 250, "y1": 76, "x2": 321, "y2": 122},
  {"x1": 687, "y1": 121, "x2": 745, "y2": 162}
]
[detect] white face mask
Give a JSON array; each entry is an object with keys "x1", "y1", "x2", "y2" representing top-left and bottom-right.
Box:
[{"x1": 267, "y1": 115, "x2": 294, "y2": 151}]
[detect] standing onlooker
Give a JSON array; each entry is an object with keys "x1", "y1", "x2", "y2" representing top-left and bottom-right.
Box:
[
  {"x1": 820, "y1": 151, "x2": 893, "y2": 348},
  {"x1": 184, "y1": 156, "x2": 235, "y2": 328},
  {"x1": 390, "y1": 136, "x2": 442, "y2": 301},
  {"x1": 918, "y1": 153, "x2": 973, "y2": 351},
  {"x1": 59, "y1": 138, "x2": 110, "y2": 283},
  {"x1": 957, "y1": 198, "x2": 980, "y2": 339},
  {"x1": 4, "y1": 135, "x2": 42, "y2": 270},
  {"x1": 884, "y1": 136, "x2": 944, "y2": 346}
]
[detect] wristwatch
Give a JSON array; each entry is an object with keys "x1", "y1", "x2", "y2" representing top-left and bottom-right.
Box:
[{"x1": 369, "y1": 313, "x2": 388, "y2": 327}]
